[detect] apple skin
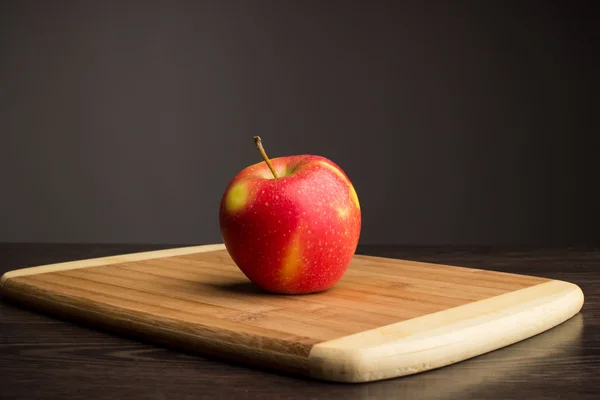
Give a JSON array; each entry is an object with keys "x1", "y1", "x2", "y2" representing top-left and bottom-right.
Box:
[{"x1": 219, "y1": 155, "x2": 361, "y2": 294}]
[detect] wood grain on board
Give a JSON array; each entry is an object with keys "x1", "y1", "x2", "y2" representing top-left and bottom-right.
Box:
[{"x1": 0, "y1": 244, "x2": 584, "y2": 382}]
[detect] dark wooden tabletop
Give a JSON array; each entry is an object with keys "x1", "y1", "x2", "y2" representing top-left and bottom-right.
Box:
[{"x1": 1, "y1": 243, "x2": 598, "y2": 400}]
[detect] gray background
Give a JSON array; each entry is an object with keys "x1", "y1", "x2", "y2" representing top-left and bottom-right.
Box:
[{"x1": 1, "y1": 1, "x2": 597, "y2": 245}]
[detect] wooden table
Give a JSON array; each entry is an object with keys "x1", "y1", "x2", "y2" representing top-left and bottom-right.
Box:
[{"x1": 1, "y1": 243, "x2": 598, "y2": 399}]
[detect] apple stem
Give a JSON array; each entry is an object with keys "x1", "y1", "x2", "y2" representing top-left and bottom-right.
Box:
[{"x1": 253, "y1": 136, "x2": 279, "y2": 178}]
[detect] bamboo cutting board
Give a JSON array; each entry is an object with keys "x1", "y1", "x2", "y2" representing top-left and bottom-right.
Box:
[{"x1": 0, "y1": 244, "x2": 584, "y2": 383}]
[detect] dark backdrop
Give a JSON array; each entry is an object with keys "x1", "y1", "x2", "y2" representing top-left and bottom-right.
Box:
[{"x1": 1, "y1": 1, "x2": 597, "y2": 246}]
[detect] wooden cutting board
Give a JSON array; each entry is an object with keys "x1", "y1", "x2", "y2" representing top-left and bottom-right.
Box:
[{"x1": 0, "y1": 244, "x2": 584, "y2": 383}]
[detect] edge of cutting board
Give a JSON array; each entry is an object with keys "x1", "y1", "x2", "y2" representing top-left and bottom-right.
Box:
[
  {"x1": 308, "y1": 279, "x2": 583, "y2": 382},
  {"x1": 0, "y1": 243, "x2": 585, "y2": 383},
  {"x1": 0, "y1": 243, "x2": 227, "y2": 284}
]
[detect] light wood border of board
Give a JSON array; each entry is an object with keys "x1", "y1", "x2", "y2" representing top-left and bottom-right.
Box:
[
  {"x1": 0, "y1": 243, "x2": 227, "y2": 285},
  {"x1": 0, "y1": 243, "x2": 585, "y2": 383},
  {"x1": 308, "y1": 279, "x2": 584, "y2": 382}
]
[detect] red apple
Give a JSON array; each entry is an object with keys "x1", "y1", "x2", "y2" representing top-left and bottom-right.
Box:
[{"x1": 219, "y1": 137, "x2": 361, "y2": 294}]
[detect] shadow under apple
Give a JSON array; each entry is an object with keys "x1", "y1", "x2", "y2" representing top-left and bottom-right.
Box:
[{"x1": 210, "y1": 280, "x2": 337, "y2": 297}]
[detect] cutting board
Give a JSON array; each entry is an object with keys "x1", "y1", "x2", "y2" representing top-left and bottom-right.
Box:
[{"x1": 0, "y1": 243, "x2": 584, "y2": 383}]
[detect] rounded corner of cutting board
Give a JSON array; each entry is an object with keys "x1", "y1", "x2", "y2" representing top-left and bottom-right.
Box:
[
  {"x1": 307, "y1": 279, "x2": 584, "y2": 383},
  {"x1": 0, "y1": 272, "x2": 11, "y2": 290}
]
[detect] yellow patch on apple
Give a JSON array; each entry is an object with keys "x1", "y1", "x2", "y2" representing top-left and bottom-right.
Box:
[
  {"x1": 336, "y1": 206, "x2": 350, "y2": 218},
  {"x1": 225, "y1": 183, "x2": 249, "y2": 213},
  {"x1": 280, "y1": 236, "x2": 302, "y2": 283},
  {"x1": 349, "y1": 183, "x2": 360, "y2": 210},
  {"x1": 318, "y1": 161, "x2": 360, "y2": 210}
]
